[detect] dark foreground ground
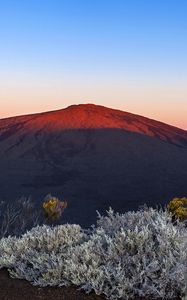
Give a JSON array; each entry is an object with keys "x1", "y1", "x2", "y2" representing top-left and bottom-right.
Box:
[
  {"x1": 0, "y1": 268, "x2": 182, "y2": 300},
  {"x1": 0, "y1": 268, "x2": 105, "y2": 300}
]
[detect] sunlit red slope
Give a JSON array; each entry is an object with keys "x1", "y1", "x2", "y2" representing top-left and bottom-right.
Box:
[
  {"x1": 0, "y1": 103, "x2": 187, "y2": 148},
  {"x1": 0, "y1": 104, "x2": 187, "y2": 226}
]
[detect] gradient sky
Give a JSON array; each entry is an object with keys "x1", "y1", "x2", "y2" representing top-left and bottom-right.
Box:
[{"x1": 0, "y1": 0, "x2": 187, "y2": 129}]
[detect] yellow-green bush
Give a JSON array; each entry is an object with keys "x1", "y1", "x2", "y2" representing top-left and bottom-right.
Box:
[
  {"x1": 42, "y1": 195, "x2": 67, "y2": 221},
  {"x1": 167, "y1": 197, "x2": 187, "y2": 221}
]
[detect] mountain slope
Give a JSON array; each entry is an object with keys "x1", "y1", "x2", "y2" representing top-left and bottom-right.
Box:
[
  {"x1": 0, "y1": 104, "x2": 187, "y2": 150},
  {"x1": 0, "y1": 104, "x2": 187, "y2": 226}
]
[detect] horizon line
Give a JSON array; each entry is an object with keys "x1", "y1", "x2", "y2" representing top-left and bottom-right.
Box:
[{"x1": 0, "y1": 103, "x2": 186, "y2": 132}]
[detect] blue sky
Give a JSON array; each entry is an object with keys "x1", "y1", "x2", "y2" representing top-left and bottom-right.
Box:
[{"x1": 0, "y1": 0, "x2": 187, "y2": 128}]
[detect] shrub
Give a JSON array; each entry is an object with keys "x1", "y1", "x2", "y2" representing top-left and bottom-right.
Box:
[
  {"x1": 0, "y1": 194, "x2": 68, "y2": 238},
  {"x1": 42, "y1": 194, "x2": 67, "y2": 222},
  {"x1": 0, "y1": 207, "x2": 186, "y2": 299},
  {"x1": 167, "y1": 197, "x2": 187, "y2": 221},
  {"x1": 0, "y1": 196, "x2": 42, "y2": 238}
]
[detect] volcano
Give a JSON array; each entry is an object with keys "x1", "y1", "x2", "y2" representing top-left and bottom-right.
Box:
[{"x1": 0, "y1": 104, "x2": 187, "y2": 226}]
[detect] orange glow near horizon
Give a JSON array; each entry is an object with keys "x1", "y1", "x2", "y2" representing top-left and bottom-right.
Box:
[{"x1": 0, "y1": 75, "x2": 187, "y2": 130}]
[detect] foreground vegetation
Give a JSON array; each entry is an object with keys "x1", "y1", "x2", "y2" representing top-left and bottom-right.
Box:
[
  {"x1": 0, "y1": 205, "x2": 186, "y2": 300},
  {"x1": 0, "y1": 194, "x2": 67, "y2": 238}
]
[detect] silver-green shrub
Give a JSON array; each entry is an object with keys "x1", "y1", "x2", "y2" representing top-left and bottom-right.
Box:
[{"x1": 0, "y1": 207, "x2": 186, "y2": 299}]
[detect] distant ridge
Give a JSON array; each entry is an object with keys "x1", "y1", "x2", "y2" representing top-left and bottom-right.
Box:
[{"x1": 0, "y1": 103, "x2": 187, "y2": 147}]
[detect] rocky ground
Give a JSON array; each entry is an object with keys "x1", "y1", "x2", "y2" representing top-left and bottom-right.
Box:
[
  {"x1": 0, "y1": 268, "x2": 105, "y2": 300},
  {"x1": 0, "y1": 268, "x2": 182, "y2": 300}
]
